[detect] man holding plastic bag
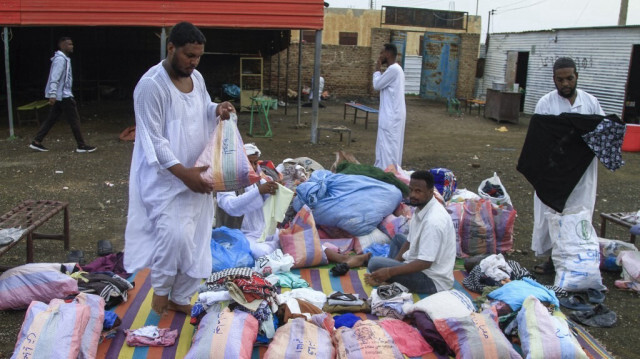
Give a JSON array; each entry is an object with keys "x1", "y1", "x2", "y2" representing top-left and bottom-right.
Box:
[{"x1": 124, "y1": 22, "x2": 236, "y2": 316}]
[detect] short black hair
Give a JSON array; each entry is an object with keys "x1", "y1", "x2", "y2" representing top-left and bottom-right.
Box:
[
  {"x1": 58, "y1": 37, "x2": 71, "y2": 48},
  {"x1": 553, "y1": 57, "x2": 576, "y2": 73},
  {"x1": 410, "y1": 170, "x2": 434, "y2": 189},
  {"x1": 383, "y1": 43, "x2": 398, "y2": 58},
  {"x1": 168, "y1": 22, "x2": 206, "y2": 48}
]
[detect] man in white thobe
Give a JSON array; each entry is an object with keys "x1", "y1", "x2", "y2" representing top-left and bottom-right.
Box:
[
  {"x1": 531, "y1": 57, "x2": 604, "y2": 274},
  {"x1": 373, "y1": 43, "x2": 406, "y2": 170},
  {"x1": 216, "y1": 144, "x2": 283, "y2": 259},
  {"x1": 124, "y1": 22, "x2": 235, "y2": 315}
]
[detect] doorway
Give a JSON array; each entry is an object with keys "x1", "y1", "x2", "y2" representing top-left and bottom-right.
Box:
[
  {"x1": 624, "y1": 45, "x2": 640, "y2": 123},
  {"x1": 515, "y1": 52, "x2": 529, "y2": 112}
]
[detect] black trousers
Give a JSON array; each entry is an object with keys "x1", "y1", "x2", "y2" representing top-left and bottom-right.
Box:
[{"x1": 34, "y1": 97, "x2": 85, "y2": 146}]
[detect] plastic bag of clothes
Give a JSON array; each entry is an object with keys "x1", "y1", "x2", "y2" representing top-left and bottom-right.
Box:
[
  {"x1": 195, "y1": 114, "x2": 261, "y2": 191},
  {"x1": 264, "y1": 316, "x2": 335, "y2": 359},
  {"x1": 279, "y1": 205, "x2": 328, "y2": 268},
  {"x1": 12, "y1": 298, "x2": 91, "y2": 359},
  {"x1": 211, "y1": 227, "x2": 255, "y2": 272},
  {"x1": 478, "y1": 172, "x2": 512, "y2": 206},
  {"x1": 74, "y1": 293, "x2": 106, "y2": 359},
  {"x1": 334, "y1": 320, "x2": 403, "y2": 359},
  {"x1": 548, "y1": 207, "x2": 605, "y2": 291},
  {"x1": 293, "y1": 170, "x2": 403, "y2": 237},
  {"x1": 0, "y1": 263, "x2": 78, "y2": 310},
  {"x1": 430, "y1": 167, "x2": 457, "y2": 202},
  {"x1": 493, "y1": 203, "x2": 517, "y2": 253},
  {"x1": 599, "y1": 238, "x2": 637, "y2": 271},
  {"x1": 459, "y1": 199, "x2": 496, "y2": 257},
  {"x1": 185, "y1": 308, "x2": 258, "y2": 359}
]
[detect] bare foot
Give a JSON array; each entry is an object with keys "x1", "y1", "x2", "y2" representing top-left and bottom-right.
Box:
[
  {"x1": 167, "y1": 300, "x2": 192, "y2": 315},
  {"x1": 363, "y1": 273, "x2": 387, "y2": 287},
  {"x1": 346, "y1": 252, "x2": 372, "y2": 268},
  {"x1": 151, "y1": 293, "x2": 169, "y2": 315}
]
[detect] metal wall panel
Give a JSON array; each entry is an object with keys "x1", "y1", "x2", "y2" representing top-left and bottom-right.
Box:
[
  {"x1": 483, "y1": 27, "x2": 640, "y2": 116},
  {"x1": 404, "y1": 55, "x2": 421, "y2": 94},
  {"x1": 0, "y1": 0, "x2": 325, "y2": 29}
]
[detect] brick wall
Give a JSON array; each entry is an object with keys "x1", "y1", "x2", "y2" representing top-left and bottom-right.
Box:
[
  {"x1": 266, "y1": 43, "x2": 373, "y2": 99},
  {"x1": 456, "y1": 33, "x2": 481, "y2": 99},
  {"x1": 369, "y1": 28, "x2": 392, "y2": 95}
]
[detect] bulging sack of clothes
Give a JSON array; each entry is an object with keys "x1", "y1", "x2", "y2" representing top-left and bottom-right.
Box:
[
  {"x1": 333, "y1": 320, "x2": 404, "y2": 359},
  {"x1": 430, "y1": 167, "x2": 457, "y2": 202},
  {"x1": 195, "y1": 114, "x2": 261, "y2": 191},
  {"x1": 599, "y1": 238, "x2": 638, "y2": 271},
  {"x1": 185, "y1": 308, "x2": 258, "y2": 359},
  {"x1": 459, "y1": 199, "x2": 497, "y2": 257},
  {"x1": 493, "y1": 203, "x2": 517, "y2": 253},
  {"x1": 211, "y1": 227, "x2": 255, "y2": 272},
  {"x1": 0, "y1": 262, "x2": 78, "y2": 310},
  {"x1": 264, "y1": 316, "x2": 335, "y2": 359},
  {"x1": 548, "y1": 207, "x2": 606, "y2": 292},
  {"x1": 293, "y1": 170, "x2": 402, "y2": 237},
  {"x1": 279, "y1": 205, "x2": 328, "y2": 268},
  {"x1": 12, "y1": 298, "x2": 92, "y2": 359},
  {"x1": 478, "y1": 172, "x2": 512, "y2": 206}
]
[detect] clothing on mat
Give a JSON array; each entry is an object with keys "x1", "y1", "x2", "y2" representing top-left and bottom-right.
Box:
[
  {"x1": 207, "y1": 267, "x2": 253, "y2": 284},
  {"x1": 334, "y1": 313, "x2": 362, "y2": 329},
  {"x1": 125, "y1": 327, "x2": 178, "y2": 347},
  {"x1": 377, "y1": 282, "x2": 409, "y2": 300}
]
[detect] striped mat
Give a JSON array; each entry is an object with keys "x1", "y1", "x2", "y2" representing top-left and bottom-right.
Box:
[{"x1": 97, "y1": 267, "x2": 613, "y2": 359}]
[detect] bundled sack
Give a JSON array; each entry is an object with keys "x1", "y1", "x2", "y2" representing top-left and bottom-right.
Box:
[
  {"x1": 599, "y1": 238, "x2": 637, "y2": 272},
  {"x1": 0, "y1": 263, "x2": 78, "y2": 310},
  {"x1": 403, "y1": 289, "x2": 475, "y2": 319},
  {"x1": 185, "y1": 308, "x2": 258, "y2": 359},
  {"x1": 333, "y1": 320, "x2": 403, "y2": 359},
  {"x1": 377, "y1": 318, "x2": 433, "y2": 357},
  {"x1": 548, "y1": 207, "x2": 606, "y2": 291},
  {"x1": 434, "y1": 310, "x2": 522, "y2": 359},
  {"x1": 459, "y1": 199, "x2": 496, "y2": 257},
  {"x1": 12, "y1": 298, "x2": 91, "y2": 359},
  {"x1": 211, "y1": 226, "x2": 255, "y2": 272},
  {"x1": 446, "y1": 202, "x2": 465, "y2": 257},
  {"x1": 264, "y1": 316, "x2": 335, "y2": 359},
  {"x1": 74, "y1": 293, "x2": 106, "y2": 359},
  {"x1": 478, "y1": 172, "x2": 512, "y2": 206},
  {"x1": 293, "y1": 170, "x2": 403, "y2": 237},
  {"x1": 356, "y1": 228, "x2": 391, "y2": 250},
  {"x1": 493, "y1": 203, "x2": 517, "y2": 253},
  {"x1": 517, "y1": 296, "x2": 587, "y2": 359},
  {"x1": 279, "y1": 205, "x2": 328, "y2": 268},
  {"x1": 378, "y1": 213, "x2": 410, "y2": 239},
  {"x1": 617, "y1": 250, "x2": 640, "y2": 283},
  {"x1": 195, "y1": 114, "x2": 261, "y2": 191},
  {"x1": 430, "y1": 168, "x2": 457, "y2": 202}
]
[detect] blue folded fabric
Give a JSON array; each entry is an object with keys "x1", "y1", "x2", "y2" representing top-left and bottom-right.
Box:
[
  {"x1": 487, "y1": 277, "x2": 559, "y2": 311},
  {"x1": 334, "y1": 313, "x2": 362, "y2": 329}
]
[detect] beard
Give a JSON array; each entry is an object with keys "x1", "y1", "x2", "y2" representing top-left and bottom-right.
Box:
[
  {"x1": 171, "y1": 57, "x2": 193, "y2": 78},
  {"x1": 556, "y1": 83, "x2": 576, "y2": 99},
  {"x1": 409, "y1": 198, "x2": 428, "y2": 207}
]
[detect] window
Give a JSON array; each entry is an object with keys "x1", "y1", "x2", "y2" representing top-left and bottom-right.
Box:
[
  {"x1": 302, "y1": 30, "x2": 316, "y2": 43},
  {"x1": 383, "y1": 6, "x2": 466, "y2": 31},
  {"x1": 339, "y1": 32, "x2": 358, "y2": 46}
]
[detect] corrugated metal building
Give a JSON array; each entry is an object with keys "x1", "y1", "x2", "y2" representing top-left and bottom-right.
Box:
[{"x1": 481, "y1": 26, "x2": 640, "y2": 118}]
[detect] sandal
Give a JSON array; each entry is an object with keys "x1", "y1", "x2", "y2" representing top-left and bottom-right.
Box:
[
  {"x1": 586, "y1": 288, "x2": 605, "y2": 304},
  {"x1": 560, "y1": 294, "x2": 594, "y2": 311},
  {"x1": 569, "y1": 304, "x2": 617, "y2": 327},
  {"x1": 533, "y1": 259, "x2": 555, "y2": 275}
]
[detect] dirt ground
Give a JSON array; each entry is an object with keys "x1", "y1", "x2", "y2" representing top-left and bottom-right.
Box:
[{"x1": 0, "y1": 96, "x2": 638, "y2": 358}]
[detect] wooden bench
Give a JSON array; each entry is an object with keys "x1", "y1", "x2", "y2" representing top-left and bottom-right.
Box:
[
  {"x1": 16, "y1": 100, "x2": 50, "y2": 126},
  {"x1": 343, "y1": 102, "x2": 379, "y2": 129},
  {"x1": 600, "y1": 212, "x2": 637, "y2": 244},
  {"x1": 317, "y1": 125, "x2": 351, "y2": 146},
  {"x1": 0, "y1": 200, "x2": 70, "y2": 271}
]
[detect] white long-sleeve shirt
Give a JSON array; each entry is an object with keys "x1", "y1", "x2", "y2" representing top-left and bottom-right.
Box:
[{"x1": 373, "y1": 63, "x2": 406, "y2": 169}]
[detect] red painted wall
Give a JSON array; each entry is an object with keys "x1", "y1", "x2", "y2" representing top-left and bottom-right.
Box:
[{"x1": 0, "y1": 0, "x2": 324, "y2": 29}]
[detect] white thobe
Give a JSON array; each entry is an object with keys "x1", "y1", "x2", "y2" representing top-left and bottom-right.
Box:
[
  {"x1": 531, "y1": 89, "x2": 605, "y2": 256},
  {"x1": 125, "y1": 63, "x2": 218, "y2": 281},
  {"x1": 373, "y1": 63, "x2": 406, "y2": 170},
  {"x1": 217, "y1": 180, "x2": 281, "y2": 258}
]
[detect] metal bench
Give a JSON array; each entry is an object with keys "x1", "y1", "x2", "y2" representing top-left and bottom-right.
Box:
[
  {"x1": 316, "y1": 125, "x2": 352, "y2": 146},
  {"x1": 600, "y1": 212, "x2": 638, "y2": 244},
  {"x1": 0, "y1": 200, "x2": 70, "y2": 271},
  {"x1": 343, "y1": 102, "x2": 379, "y2": 129},
  {"x1": 17, "y1": 100, "x2": 50, "y2": 126}
]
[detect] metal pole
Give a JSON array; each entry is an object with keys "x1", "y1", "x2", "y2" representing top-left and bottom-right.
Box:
[
  {"x1": 276, "y1": 51, "x2": 281, "y2": 102},
  {"x1": 485, "y1": 10, "x2": 493, "y2": 57},
  {"x1": 4, "y1": 27, "x2": 14, "y2": 138},
  {"x1": 475, "y1": 0, "x2": 479, "y2": 16},
  {"x1": 160, "y1": 27, "x2": 167, "y2": 60},
  {"x1": 284, "y1": 45, "x2": 290, "y2": 115},
  {"x1": 296, "y1": 30, "x2": 303, "y2": 126},
  {"x1": 618, "y1": 0, "x2": 629, "y2": 26},
  {"x1": 310, "y1": 30, "x2": 322, "y2": 144}
]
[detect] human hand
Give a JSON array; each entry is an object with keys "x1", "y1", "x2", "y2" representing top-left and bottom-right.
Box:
[
  {"x1": 217, "y1": 101, "x2": 236, "y2": 120},
  {"x1": 375, "y1": 57, "x2": 382, "y2": 72},
  {"x1": 48, "y1": 98, "x2": 56, "y2": 105},
  {"x1": 369, "y1": 267, "x2": 392, "y2": 283},
  {"x1": 171, "y1": 165, "x2": 214, "y2": 194},
  {"x1": 258, "y1": 181, "x2": 279, "y2": 195}
]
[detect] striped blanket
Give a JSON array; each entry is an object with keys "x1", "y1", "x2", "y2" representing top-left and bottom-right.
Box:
[{"x1": 97, "y1": 267, "x2": 613, "y2": 359}]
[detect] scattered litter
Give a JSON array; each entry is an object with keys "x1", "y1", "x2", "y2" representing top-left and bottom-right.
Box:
[
  {"x1": 63, "y1": 186, "x2": 69, "y2": 190},
  {"x1": 55, "y1": 170, "x2": 63, "y2": 174},
  {"x1": 104, "y1": 181, "x2": 114, "y2": 187},
  {"x1": 486, "y1": 144, "x2": 491, "y2": 147},
  {"x1": 495, "y1": 126, "x2": 508, "y2": 132},
  {"x1": 98, "y1": 202, "x2": 105, "y2": 210},
  {"x1": 472, "y1": 155, "x2": 479, "y2": 160}
]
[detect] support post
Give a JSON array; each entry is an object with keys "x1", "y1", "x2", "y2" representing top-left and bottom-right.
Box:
[
  {"x1": 160, "y1": 27, "x2": 167, "y2": 60},
  {"x1": 284, "y1": 45, "x2": 290, "y2": 115},
  {"x1": 4, "y1": 27, "x2": 14, "y2": 138},
  {"x1": 296, "y1": 30, "x2": 303, "y2": 126},
  {"x1": 618, "y1": 0, "x2": 629, "y2": 26},
  {"x1": 310, "y1": 30, "x2": 322, "y2": 144}
]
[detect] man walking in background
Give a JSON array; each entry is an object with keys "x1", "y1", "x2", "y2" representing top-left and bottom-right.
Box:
[
  {"x1": 29, "y1": 37, "x2": 96, "y2": 153},
  {"x1": 372, "y1": 43, "x2": 406, "y2": 170}
]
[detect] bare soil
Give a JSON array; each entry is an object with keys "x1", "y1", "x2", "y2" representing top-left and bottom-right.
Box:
[{"x1": 0, "y1": 97, "x2": 638, "y2": 358}]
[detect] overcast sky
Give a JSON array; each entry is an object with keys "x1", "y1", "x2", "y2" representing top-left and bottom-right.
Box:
[{"x1": 328, "y1": 0, "x2": 640, "y2": 41}]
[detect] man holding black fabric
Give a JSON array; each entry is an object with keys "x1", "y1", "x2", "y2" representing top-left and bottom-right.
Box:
[{"x1": 530, "y1": 57, "x2": 604, "y2": 274}]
